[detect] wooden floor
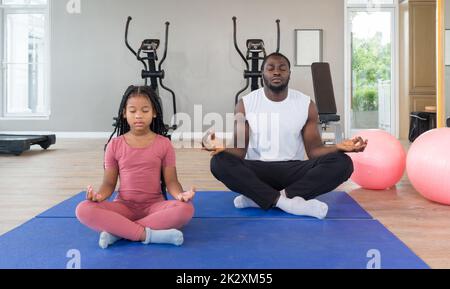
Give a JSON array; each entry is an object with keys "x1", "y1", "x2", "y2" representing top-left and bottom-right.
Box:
[{"x1": 1, "y1": 138, "x2": 449, "y2": 268}]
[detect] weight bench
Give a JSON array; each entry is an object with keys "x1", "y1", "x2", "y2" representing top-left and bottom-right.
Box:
[{"x1": 311, "y1": 62, "x2": 343, "y2": 144}]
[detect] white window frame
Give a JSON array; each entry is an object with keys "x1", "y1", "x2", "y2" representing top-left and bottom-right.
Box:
[
  {"x1": 344, "y1": 0, "x2": 399, "y2": 138},
  {"x1": 0, "y1": 0, "x2": 51, "y2": 120}
]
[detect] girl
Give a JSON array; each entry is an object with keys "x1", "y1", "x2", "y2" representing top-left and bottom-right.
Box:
[{"x1": 76, "y1": 85, "x2": 195, "y2": 249}]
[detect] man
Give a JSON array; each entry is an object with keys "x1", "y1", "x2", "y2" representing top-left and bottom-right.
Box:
[{"x1": 203, "y1": 52, "x2": 367, "y2": 219}]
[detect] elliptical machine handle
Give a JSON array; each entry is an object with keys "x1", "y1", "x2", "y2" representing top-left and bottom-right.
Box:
[
  {"x1": 125, "y1": 16, "x2": 148, "y2": 80},
  {"x1": 276, "y1": 19, "x2": 281, "y2": 53},
  {"x1": 158, "y1": 21, "x2": 170, "y2": 73},
  {"x1": 157, "y1": 21, "x2": 178, "y2": 129},
  {"x1": 125, "y1": 16, "x2": 138, "y2": 57},
  {"x1": 232, "y1": 16, "x2": 249, "y2": 71}
]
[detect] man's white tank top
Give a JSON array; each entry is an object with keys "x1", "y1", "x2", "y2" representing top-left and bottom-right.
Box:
[{"x1": 243, "y1": 88, "x2": 311, "y2": 162}]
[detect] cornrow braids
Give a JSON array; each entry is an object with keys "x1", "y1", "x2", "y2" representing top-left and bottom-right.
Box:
[{"x1": 105, "y1": 85, "x2": 168, "y2": 150}]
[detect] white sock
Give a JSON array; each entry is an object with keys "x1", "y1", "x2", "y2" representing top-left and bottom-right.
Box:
[
  {"x1": 233, "y1": 195, "x2": 260, "y2": 209},
  {"x1": 234, "y1": 191, "x2": 286, "y2": 209},
  {"x1": 98, "y1": 231, "x2": 122, "y2": 249},
  {"x1": 142, "y1": 227, "x2": 184, "y2": 246},
  {"x1": 275, "y1": 195, "x2": 328, "y2": 219}
]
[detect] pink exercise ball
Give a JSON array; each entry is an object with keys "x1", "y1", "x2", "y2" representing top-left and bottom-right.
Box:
[
  {"x1": 407, "y1": 128, "x2": 450, "y2": 205},
  {"x1": 347, "y1": 129, "x2": 406, "y2": 190}
]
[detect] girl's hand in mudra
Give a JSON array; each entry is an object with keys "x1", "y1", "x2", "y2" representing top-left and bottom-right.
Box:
[
  {"x1": 86, "y1": 185, "x2": 108, "y2": 202},
  {"x1": 177, "y1": 186, "x2": 196, "y2": 202}
]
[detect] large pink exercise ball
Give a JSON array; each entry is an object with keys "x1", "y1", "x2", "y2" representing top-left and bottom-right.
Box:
[
  {"x1": 407, "y1": 128, "x2": 450, "y2": 205},
  {"x1": 347, "y1": 129, "x2": 406, "y2": 190}
]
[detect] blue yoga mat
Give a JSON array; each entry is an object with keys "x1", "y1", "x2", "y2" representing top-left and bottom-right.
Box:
[
  {"x1": 37, "y1": 191, "x2": 371, "y2": 219},
  {"x1": 0, "y1": 218, "x2": 428, "y2": 269}
]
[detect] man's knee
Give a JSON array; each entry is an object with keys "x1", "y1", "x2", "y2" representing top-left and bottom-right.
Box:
[
  {"x1": 322, "y1": 152, "x2": 354, "y2": 179},
  {"x1": 335, "y1": 153, "x2": 354, "y2": 180},
  {"x1": 210, "y1": 153, "x2": 232, "y2": 180}
]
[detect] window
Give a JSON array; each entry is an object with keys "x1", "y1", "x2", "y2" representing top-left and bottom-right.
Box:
[
  {"x1": 344, "y1": 0, "x2": 398, "y2": 137},
  {"x1": 0, "y1": 0, "x2": 49, "y2": 118}
]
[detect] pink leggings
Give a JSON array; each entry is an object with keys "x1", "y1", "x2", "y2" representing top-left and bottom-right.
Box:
[{"x1": 76, "y1": 200, "x2": 194, "y2": 241}]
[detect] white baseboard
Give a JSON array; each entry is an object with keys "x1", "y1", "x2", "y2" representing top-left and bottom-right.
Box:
[
  {"x1": 57, "y1": 132, "x2": 113, "y2": 139},
  {"x1": 171, "y1": 132, "x2": 233, "y2": 141},
  {"x1": 0, "y1": 131, "x2": 112, "y2": 139},
  {"x1": 0, "y1": 131, "x2": 232, "y2": 140}
]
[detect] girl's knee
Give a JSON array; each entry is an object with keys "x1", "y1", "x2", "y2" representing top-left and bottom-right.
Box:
[
  {"x1": 173, "y1": 201, "x2": 194, "y2": 226},
  {"x1": 75, "y1": 200, "x2": 97, "y2": 223},
  {"x1": 179, "y1": 201, "x2": 195, "y2": 219}
]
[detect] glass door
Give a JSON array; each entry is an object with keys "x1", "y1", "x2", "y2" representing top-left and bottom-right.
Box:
[{"x1": 346, "y1": 7, "x2": 397, "y2": 136}]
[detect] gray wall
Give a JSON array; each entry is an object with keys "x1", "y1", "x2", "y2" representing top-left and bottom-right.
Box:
[{"x1": 1, "y1": 0, "x2": 345, "y2": 133}]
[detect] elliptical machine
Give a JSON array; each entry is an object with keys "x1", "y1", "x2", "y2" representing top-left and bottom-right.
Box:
[
  {"x1": 117, "y1": 16, "x2": 178, "y2": 134},
  {"x1": 232, "y1": 16, "x2": 281, "y2": 105}
]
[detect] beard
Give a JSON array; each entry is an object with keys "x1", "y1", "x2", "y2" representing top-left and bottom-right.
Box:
[{"x1": 263, "y1": 75, "x2": 290, "y2": 93}]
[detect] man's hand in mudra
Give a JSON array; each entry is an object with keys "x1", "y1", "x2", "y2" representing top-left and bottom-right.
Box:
[{"x1": 201, "y1": 128, "x2": 226, "y2": 156}]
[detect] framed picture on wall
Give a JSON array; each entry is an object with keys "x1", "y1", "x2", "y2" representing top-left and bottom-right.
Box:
[
  {"x1": 295, "y1": 29, "x2": 323, "y2": 66},
  {"x1": 446, "y1": 30, "x2": 450, "y2": 66}
]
